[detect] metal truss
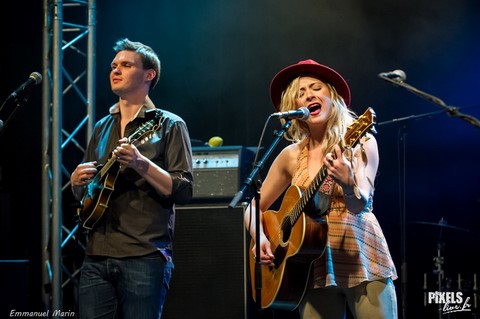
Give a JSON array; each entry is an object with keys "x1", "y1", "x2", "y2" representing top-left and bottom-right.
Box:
[{"x1": 41, "y1": 0, "x2": 96, "y2": 311}]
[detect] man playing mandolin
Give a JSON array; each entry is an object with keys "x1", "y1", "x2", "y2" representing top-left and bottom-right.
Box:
[
  {"x1": 70, "y1": 38, "x2": 193, "y2": 319},
  {"x1": 245, "y1": 59, "x2": 398, "y2": 319}
]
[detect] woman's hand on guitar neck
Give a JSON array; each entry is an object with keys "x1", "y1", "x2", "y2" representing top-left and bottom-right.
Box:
[{"x1": 323, "y1": 144, "x2": 355, "y2": 189}]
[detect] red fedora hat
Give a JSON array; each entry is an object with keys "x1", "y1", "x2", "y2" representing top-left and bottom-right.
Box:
[{"x1": 269, "y1": 59, "x2": 351, "y2": 110}]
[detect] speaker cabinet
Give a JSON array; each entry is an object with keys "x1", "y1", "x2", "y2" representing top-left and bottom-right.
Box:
[{"x1": 163, "y1": 204, "x2": 252, "y2": 319}]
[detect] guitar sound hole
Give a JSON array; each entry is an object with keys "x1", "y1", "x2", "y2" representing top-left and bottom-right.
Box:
[{"x1": 282, "y1": 224, "x2": 292, "y2": 243}]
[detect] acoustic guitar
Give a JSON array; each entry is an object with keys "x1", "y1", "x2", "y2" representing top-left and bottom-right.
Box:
[
  {"x1": 249, "y1": 107, "x2": 376, "y2": 310},
  {"x1": 77, "y1": 110, "x2": 163, "y2": 229}
]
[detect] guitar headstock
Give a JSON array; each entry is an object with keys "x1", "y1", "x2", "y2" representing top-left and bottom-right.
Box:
[{"x1": 343, "y1": 107, "x2": 377, "y2": 147}]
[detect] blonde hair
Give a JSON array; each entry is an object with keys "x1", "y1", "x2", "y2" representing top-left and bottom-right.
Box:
[{"x1": 279, "y1": 76, "x2": 357, "y2": 157}]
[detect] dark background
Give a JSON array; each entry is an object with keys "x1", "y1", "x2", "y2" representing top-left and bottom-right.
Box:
[{"x1": 1, "y1": 0, "x2": 479, "y2": 318}]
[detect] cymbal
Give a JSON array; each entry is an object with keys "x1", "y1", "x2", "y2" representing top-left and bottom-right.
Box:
[{"x1": 410, "y1": 218, "x2": 470, "y2": 232}]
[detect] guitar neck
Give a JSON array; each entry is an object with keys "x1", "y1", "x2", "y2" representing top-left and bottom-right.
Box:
[
  {"x1": 303, "y1": 166, "x2": 329, "y2": 205},
  {"x1": 288, "y1": 165, "x2": 329, "y2": 224}
]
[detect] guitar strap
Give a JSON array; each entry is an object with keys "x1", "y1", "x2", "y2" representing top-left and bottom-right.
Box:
[
  {"x1": 319, "y1": 175, "x2": 335, "y2": 195},
  {"x1": 312, "y1": 176, "x2": 334, "y2": 217}
]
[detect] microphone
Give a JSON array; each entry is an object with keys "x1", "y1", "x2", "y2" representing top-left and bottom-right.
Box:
[
  {"x1": 9, "y1": 72, "x2": 43, "y2": 99},
  {"x1": 378, "y1": 69, "x2": 406, "y2": 81},
  {"x1": 271, "y1": 106, "x2": 310, "y2": 121}
]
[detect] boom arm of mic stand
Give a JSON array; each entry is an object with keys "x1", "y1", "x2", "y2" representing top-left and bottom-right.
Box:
[
  {"x1": 380, "y1": 76, "x2": 480, "y2": 129},
  {"x1": 229, "y1": 119, "x2": 292, "y2": 209}
]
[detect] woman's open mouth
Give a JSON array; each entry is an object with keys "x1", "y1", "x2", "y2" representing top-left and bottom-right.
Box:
[{"x1": 308, "y1": 104, "x2": 321, "y2": 115}]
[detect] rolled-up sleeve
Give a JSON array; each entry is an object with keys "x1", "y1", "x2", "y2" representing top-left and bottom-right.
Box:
[{"x1": 163, "y1": 119, "x2": 193, "y2": 205}]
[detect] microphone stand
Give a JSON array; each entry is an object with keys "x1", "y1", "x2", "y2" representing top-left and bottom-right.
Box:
[
  {"x1": 377, "y1": 105, "x2": 453, "y2": 319},
  {"x1": 379, "y1": 75, "x2": 480, "y2": 129},
  {"x1": 229, "y1": 118, "x2": 292, "y2": 313},
  {"x1": 378, "y1": 73, "x2": 480, "y2": 319},
  {"x1": 0, "y1": 94, "x2": 30, "y2": 135}
]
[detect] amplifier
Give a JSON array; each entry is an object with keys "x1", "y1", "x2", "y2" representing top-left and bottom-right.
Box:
[{"x1": 191, "y1": 146, "x2": 254, "y2": 203}]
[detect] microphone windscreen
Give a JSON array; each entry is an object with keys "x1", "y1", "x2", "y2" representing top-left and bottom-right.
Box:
[{"x1": 30, "y1": 72, "x2": 43, "y2": 84}]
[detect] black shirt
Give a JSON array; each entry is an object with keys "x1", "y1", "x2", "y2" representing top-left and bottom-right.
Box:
[{"x1": 83, "y1": 101, "x2": 193, "y2": 257}]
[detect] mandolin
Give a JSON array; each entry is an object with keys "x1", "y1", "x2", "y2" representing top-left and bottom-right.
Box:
[{"x1": 77, "y1": 110, "x2": 162, "y2": 229}]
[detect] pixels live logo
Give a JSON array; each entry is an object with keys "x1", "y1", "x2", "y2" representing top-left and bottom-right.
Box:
[{"x1": 428, "y1": 291, "x2": 472, "y2": 315}]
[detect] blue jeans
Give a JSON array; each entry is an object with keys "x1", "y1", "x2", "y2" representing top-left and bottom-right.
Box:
[{"x1": 79, "y1": 252, "x2": 174, "y2": 319}]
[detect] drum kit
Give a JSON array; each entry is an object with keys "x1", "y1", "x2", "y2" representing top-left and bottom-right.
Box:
[{"x1": 410, "y1": 217, "x2": 478, "y2": 318}]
